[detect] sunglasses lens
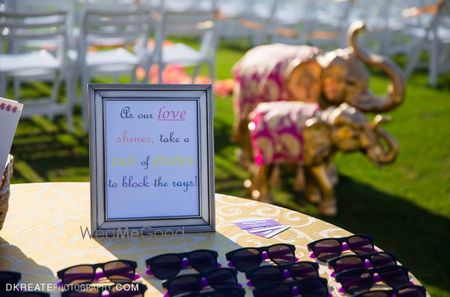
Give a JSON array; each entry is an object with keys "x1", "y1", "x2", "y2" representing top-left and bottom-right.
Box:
[
  {"x1": 354, "y1": 291, "x2": 390, "y2": 297},
  {"x1": 207, "y1": 269, "x2": 238, "y2": 286},
  {"x1": 152, "y1": 255, "x2": 181, "y2": 279},
  {"x1": 398, "y1": 286, "x2": 426, "y2": 297},
  {"x1": 338, "y1": 269, "x2": 372, "y2": 294},
  {"x1": 63, "y1": 265, "x2": 95, "y2": 284},
  {"x1": 298, "y1": 278, "x2": 328, "y2": 297},
  {"x1": 231, "y1": 248, "x2": 261, "y2": 272},
  {"x1": 333, "y1": 256, "x2": 364, "y2": 273},
  {"x1": 313, "y1": 239, "x2": 341, "y2": 261},
  {"x1": 213, "y1": 287, "x2": 245, "y2": 297},
  {"x1": 254, "y1": 283, "x2": 291, "y2": 297},
  {"x1": 348, "y1": 236, "x2": 374, "y2": 255},
  {"x1": 104, "y1": 261, "x2": 135, "y2": 283},
  {"x1": 370, "y1": 253, "x2": 396, "y2": 269},
  {"x1": 290, "y1": 262, "x2": 319, "y2": 280},
  {"x1": 167, "y1": 275, "x2": 201, "y2": 296},
  {"x1": 379, "y1": 266, "x2": 409, "y2": 289},
  {"x1": 14, "y1": 292, "x2": 50, "y2": 297},
  {"x1": 63, "y1": 287, "x2": 100, "y2": 297},
  {"x1": 111, "y1": 283, "x2": 146, "y2": 297},
  {"x1": 189, "y1": 251, "x2": 218, "y2": 272},
  {"x1": 0, "y1": 272, "x2": 20, "y2": 291},
  {"x1": 251, "y1": 266, "x2": 283, "y2": 287},
  {"x1": 267, "y1": 244, "x2": 295, "y2": 265}
]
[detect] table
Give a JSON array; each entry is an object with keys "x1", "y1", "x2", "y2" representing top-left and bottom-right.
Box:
[{"x1": 0, "y1": 182, "x2": 413, "y2": 296}]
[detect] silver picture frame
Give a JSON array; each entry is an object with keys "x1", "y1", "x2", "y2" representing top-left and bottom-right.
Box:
[{"x1": 88, "y1": 84, "x2": 215, "y2": 236}]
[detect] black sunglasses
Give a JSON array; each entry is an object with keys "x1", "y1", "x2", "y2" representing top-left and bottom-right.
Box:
[
  {"x1": 5, "y1": 293, "x2": 50, "y2": 297},
  {"x1": 61, "y1": 283, "x2": 147, "y2": 297},
  {"x1": 335, "y1": 265, "x2": 410, "y2": 294},
  {"x1": 353, "y1": 285, "x2": 427, "y2": 297},
  {"x1": 253, "y1": 277, "x2": 329, "y2": 297},
  {"x1": 307, "y1": 234, "x2": 375, "y2": 262},
  {"x1": 245, "y1": 261, "x2": 319, "y2": 287},
  {"x1": 225, "y1": 244, "x2": 296, "y2": 272},
  {"x1": 145, "y1": 249, "x2": 219, "y2": 279},
  {"x1": 57, "y1": 260, "x2": 137, "y2": 285},
  {"x1": 174, "y1": 286, "x2": 246, "y2": 297},
  {"x1": 329, "y1": 252, "x2": 397, "y2": 274},
  {"x1": 1, "y1": 271, "x2": 50, "y2": 297},
  {"x1": 1, "y1": 271, "x2": 21, "y2": 290},
  {"x1": 162, "y1": 268, "x2": 239, "y2": 297}
]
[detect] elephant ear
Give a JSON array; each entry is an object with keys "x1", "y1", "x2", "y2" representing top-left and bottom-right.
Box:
[{"x1": 303, "y1": 119, "x2": 333, "y2": 165}]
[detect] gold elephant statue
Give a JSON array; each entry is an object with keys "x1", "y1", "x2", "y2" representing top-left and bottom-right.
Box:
[
  {"x1": 232, "y1": 21, "x2": 405, "y2": 167},
  {"x1": 247, "y1": 102, "x2": 398, "y2": 216}
]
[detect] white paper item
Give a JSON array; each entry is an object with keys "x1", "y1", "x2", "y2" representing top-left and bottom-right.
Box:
[
  {"x1": 257, "y1": 226, "x2": 290, "y2": 238},
  {"x1": 0, "y1": 98, "x2": 23, "y2": 170}
]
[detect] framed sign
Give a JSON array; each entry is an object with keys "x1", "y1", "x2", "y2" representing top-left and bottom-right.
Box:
[{"x1": 88, "y1": 84, "x2": 215, "y2": 236}]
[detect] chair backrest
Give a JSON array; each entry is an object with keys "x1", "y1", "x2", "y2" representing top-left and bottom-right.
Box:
[
  {"x1": 216, "y1": 0, "x2": 252, "y2": 18},
  {"x1": 83, "y1": 0, "x2": 143, "y2": 10},
  {"x1": 155, "y1": 11, "x2": 216, "y2": 58},
  {"x1": 149, "y1": 0, "x2": 217, "y2": 13},
  {"x1": 0, "y1": 10, "x2": 68, "y2": 61},
  {"x1": 81, "y1": 8, "x2": 150, "y2": 47},
  {"x1": 273, "y1": 0, "x2": 316, "y2": 24}
]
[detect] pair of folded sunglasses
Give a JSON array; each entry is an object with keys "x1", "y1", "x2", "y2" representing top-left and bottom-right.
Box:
[
  {"x1": 162, "y1": 268, "x2": 239, "y2": 297},
  {"x1": 245, "y1": 261, "x2": 319, "y2": 287},
  {"x1": 335, "y1": 265, "x2": 412, "y2": 294},
  {"x1": 225, "y1": 244, "x2": 296, "y2": 272},
  {"x1": 307, "y1": 234, "x2": 375, "y2": 262},
  {"x1": 353, "y1": 284, "x2": 427, "y2": 297},
  {"x1": 146, "y1": 250, "x2": 219, "y2": 279},
  {"x1": 253, "y1": 277, "x2": 329, "y2": 297},
  {"x1": 174, "y1": 287, "x2": 245, "y2": 297},
  {"x1": 57, "y1": 260, "x2": 139, "y2": 285},
  {"x1": 61, "y1": 283, "x2": 147, "y2": 297},
  {"x1": 1, "y1": 271, "x2": 50, "y2": 297},
  {"x1": 328, "y1": 252, "x2": 398, "y2": 275}
]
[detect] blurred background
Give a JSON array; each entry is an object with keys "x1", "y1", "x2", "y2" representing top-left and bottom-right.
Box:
[{"x1": 1, "y1": 0, "x2": 449, "y2": 296}]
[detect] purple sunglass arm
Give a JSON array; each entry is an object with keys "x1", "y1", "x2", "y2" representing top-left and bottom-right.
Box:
[
  {"x1": 145, "y1": 266, "x2": 153, "y2": 276},
  {"x1": 341, "y1": 242, "x2": 350, "y2": 251}
]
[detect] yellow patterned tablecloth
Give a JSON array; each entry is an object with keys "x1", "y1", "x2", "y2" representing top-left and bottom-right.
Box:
[{"x1": 0, "y1": 182, "x2": 353, "y2": 296}]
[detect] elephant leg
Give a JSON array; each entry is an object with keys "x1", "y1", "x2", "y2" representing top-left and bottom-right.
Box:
[
  {"x1": 305, "y1": 170, "x2": 321, "y2": 204},
  {"x1": 326, "y1": 161, "x2": 339, "y2": 186},
  {"x1": 309, "y1": 164, "x2": 337, "y2": 216},
  {"x1": 252, "y1": 164, "x2": 272, "y2": 203},
  {"x1": 294, "y1": 165, "x2": 305, "y2": 192},
  {"x1": 236, "y1": 119, "x2": 253, "y2": 169},
  {"x1": 231, "y1": 84, "x2": 242, "y2": 144},
  {"x1": 269, "y1": 165, "x2": 282, "y2": 188}
]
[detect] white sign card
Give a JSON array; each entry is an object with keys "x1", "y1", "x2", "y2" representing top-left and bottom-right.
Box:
[
  {"x1": 0, "y1": 97, "x2": 23, "y2": 170},
  {"x1": 89, "y1": 84, "x2": 215, "y2": 236}
]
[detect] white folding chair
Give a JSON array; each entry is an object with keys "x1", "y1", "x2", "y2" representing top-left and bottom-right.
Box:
[
  {"x1": 0, "y1": 10, "x2": 75, "y2": 130},
  {"x1": 376, "y1": 0, "x2": 427, "y2": 56},
  {"x1": 309, "y1": 0, "x2": 355, "y2": 49},
  {"x1": 270, "y1": 0, "x2": 316, "y2": 44},
  {"x1": 147, "y1": 10, "x2": 217, "y2": 83},
  {"x1": 214, "y1": 0, "x2": 254, "y2": 41},
  {"x1": 402, "y1": 0, "x2": 450, "y2": 85},
  {"x1": 148, "y1": 0, "x2": 217, "y2": 13},
  {"x1": 79, "y1": 8, "x2": 150, "y2": 127}
]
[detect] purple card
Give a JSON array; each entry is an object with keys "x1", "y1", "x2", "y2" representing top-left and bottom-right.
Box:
[
  {"x1": 235, "y1": 219, "x2": 281, "y2": 230},
  {"x1": 252, "y1": 226, "x2": 290, "y2": 238}
]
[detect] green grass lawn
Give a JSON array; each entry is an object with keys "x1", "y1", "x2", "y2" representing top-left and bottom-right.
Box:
[{"x1": 7, "y1": 41, "x2": 450, "y2": 297}]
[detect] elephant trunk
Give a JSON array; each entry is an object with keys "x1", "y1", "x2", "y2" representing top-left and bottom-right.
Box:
[
  {"x1": 348, "y1": 21, "x2": 406, "y2": 112},
  {"x1": 373, "y1": 127, "x2": 399, "y2": 164}
]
